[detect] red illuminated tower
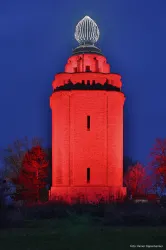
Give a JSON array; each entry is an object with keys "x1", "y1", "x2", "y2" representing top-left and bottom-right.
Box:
[{"x1": 50, "y1": 16, "x2": 126, "y2": 203}]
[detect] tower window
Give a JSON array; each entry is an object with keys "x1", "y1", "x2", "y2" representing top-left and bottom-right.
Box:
[
  {"x1": 87, "y1": 115, "x2": 90, "y2": 130},
  {"x1": 87, "y1": 168, "x2": 90, "y2": 183},
  {"x1": 74, "y1": 67, "x2": 77, "y2": 72},
  {"x1": 86, "y1": 66, "x2": 91, "y2": 72}
]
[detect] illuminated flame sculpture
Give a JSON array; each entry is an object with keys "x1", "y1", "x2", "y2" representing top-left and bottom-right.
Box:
[{"x1": 74, "y1": 16, "x2": 100, "y2": 45}]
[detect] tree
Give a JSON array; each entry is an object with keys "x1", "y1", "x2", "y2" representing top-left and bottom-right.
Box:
[
  {"x1": 45, "y1": 147, "x2": 52, "y2": 189},
  {"x1": 0, "y1": 179, "x2": 7, "y2": 208},
  {"x1": 12, "y1": 168, "x2": 33, "y2": 202},
  {"x1": 150, "y1": 138, "x2": 166, "y2": 197},
  {"x1": 22, "y1": 145, "x2": 48, "y2": 202},
  {"x1": 1, "y1": 137, "x2": 43, "y2": 179},
  {"x1": 0, "y1": 179, "x2": 8, "y2": 227},
  {"x1": 123, "y1": 156, "x2": 137, "y2": 174},
  {"x1": 124, "y1": 162, "x2": 150, "y2": 197},
  {"x1": 1, "y1": 137, "x2": 46, "y2": 203}
]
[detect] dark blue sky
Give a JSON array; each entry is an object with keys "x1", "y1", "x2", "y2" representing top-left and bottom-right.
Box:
[{"x1": 0, "y1": 0, "x2": 166, "y2": 166}]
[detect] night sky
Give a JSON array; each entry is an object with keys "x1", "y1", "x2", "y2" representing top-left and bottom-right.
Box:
[{"x1": 0, "y1": 0, "x2": 166, "y2": 167}]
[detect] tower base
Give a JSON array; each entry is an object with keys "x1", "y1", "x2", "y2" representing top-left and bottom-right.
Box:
[{"x1": 49, "y1": 186, "x2": 127, "y2": 204}]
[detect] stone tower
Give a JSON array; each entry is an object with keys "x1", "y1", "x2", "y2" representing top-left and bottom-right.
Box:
[{"x1": 50, "y1": 16, "x2": 126, "y2": 202}]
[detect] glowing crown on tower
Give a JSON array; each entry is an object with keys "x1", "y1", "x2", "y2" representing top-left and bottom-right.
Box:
[{"x1": 74, "y1": 16, "x2": 100, "y2": 45}]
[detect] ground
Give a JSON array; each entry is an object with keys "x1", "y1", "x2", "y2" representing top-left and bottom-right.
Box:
[{"x1": 0, "y1": 217, "x2": 166, "y2": 250}]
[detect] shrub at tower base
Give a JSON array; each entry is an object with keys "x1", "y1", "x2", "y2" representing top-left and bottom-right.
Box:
[{"x1": 49, "y1": 187, "x2": 126, "y2": 204}]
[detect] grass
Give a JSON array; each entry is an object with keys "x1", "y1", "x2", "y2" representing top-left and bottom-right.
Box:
[{"x1": 1, "y1": 216, "x2": 166, "y2": 250}]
